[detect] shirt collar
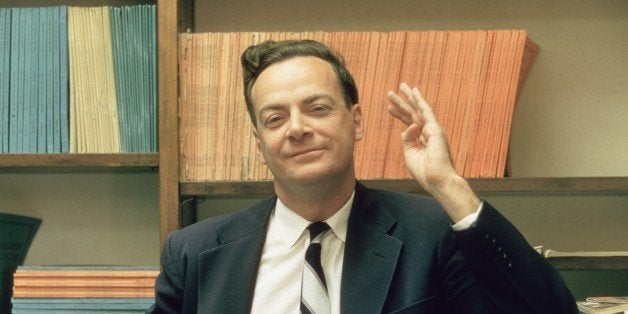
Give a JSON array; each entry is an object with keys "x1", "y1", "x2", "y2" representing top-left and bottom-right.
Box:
[{"x1": 274, "y1": 191, "x2": 355, "y2": 249}]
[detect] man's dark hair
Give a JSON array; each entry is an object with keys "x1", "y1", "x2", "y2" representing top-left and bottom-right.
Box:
[{"x1": 241, "y1": 39, "x2": 359, "y2": 126}]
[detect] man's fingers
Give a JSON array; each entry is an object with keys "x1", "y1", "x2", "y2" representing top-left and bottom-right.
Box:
[
  {"x1": 387, "y1": 90, "x2": 419, "y2": 125},
  {"x1": 401, "y1": 123, "x2": 423, "y2": 150},
  {"x1": 388, "y1": 84, "x2": 439, "y2": 131},
  {"x1": 399, "y1": 83, "x2": 420, "y2": 112},
  {"x1": 387, "y1": 91, "x2": 414, "y2": 115},
  {"x1": 410, "y1": 87, "x2": 437, "y2": 121},
  {"x1": 387, "y1": 104, "x2": 413, "y2": 125}
]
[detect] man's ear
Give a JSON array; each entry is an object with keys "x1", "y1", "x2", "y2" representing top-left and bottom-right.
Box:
[
  {"x1": 352, "y1": 104, "x2": 364, "y2": 141},
  {"x1": 252, "y1": 128, "x2": 267, "y2": 165}
]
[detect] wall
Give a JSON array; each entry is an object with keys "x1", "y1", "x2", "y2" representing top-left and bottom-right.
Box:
[{"x1": 0, "y1": 172, "x2": 159, "y2": 266}]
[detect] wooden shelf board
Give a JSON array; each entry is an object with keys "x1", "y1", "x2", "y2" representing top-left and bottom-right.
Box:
[
  {"x1": 0, "y1": 153, "x2": 159, "y2": 168},
  {"x1": 181, "y1": 180, "x2": 274, "y2": 196},
  {"x1": 548, "y1": 256, "x2": 628, "y2": 270},
  {"x1": 180, "y1": 177, "x2": 628, "y2": 197}
]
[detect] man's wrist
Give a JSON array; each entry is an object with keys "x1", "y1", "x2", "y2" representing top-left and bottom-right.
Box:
[
  {"x1": 429, "y1": 174, "x2": 481, "y2": 223},
  {"x1": 451, "y1": 200, "x2": 484, "y2": 231}
]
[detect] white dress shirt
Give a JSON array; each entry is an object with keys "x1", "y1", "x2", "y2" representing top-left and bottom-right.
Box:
[
  {"x1": 250, "y1": 192, "x2": 483, "y2": 314},
  {"x1": 251, "y1": 192, "x2": 353, "y2": 314}
]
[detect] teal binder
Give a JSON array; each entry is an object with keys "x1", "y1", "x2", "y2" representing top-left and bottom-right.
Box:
[
  {"x1": 110, "y1": 5, "x2": 157, "y2": 153},
  {"x1": 0, "y1": 213, "x2": 41, "y2": 313}
]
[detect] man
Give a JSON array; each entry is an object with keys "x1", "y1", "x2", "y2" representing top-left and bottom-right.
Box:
[{"x1": 148, "y1": 40, "x2": 577, "y2": 313}]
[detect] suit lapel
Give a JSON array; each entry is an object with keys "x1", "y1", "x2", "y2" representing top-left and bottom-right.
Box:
[
  {"x1": 193, "y1": 184, "x2": 402, "y2": 312},
  {"x1": 196, "y1": 197, "x2": 275, "y2": 313},
  {"x1": 341, "y1": 183, "x2": 402, "y2": 313}
]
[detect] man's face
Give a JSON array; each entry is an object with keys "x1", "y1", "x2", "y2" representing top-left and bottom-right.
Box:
[{"x1": 250, "y1": 56, "x2": 364, "y2": 186}]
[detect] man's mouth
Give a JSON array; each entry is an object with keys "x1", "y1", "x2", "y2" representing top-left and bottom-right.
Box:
[{"x1": 287, "y1": 148, "x2": 323, "y2": 158}]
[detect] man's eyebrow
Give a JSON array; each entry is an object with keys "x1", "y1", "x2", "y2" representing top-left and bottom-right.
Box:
[
  {"x1": 303, "y1": 94, "x2": 334, "y2": 104},
  {"x1": 259, "y1": 103, "x2": 284, "y2": 112},
  {"x1": 257, "y1": 103, "x2": 284, "y2": 118},
  {"x1": 259, "y1": 94, "x2": 335, "y2": 114},
  {"x1": 257, "y1": 94, "x2": 337, "y2": 118}
]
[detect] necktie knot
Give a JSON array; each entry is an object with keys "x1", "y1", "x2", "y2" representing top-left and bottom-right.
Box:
[{"x1": 307, "y1": 221, "x2": 330, "y2": 242}]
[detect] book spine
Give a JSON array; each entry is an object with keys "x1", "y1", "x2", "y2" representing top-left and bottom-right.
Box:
[
  {"x1": 22, "y1": 8, "x2": 32, "y2": 153},
  {"x1": 36, "y1": 7, "x2": 47, "y2": 153},
  {"x1": 58, "y1": 6, "x2": 69, "y2": 153},
  {"x1": 45, "y1": 7, "x2": 55, "y2": 153},
  {"x1": 11, "y1": 297, "x2": 154, "y2": 311},
  {"x1": 8, "y1": 8, "x2": 21, "y2": 153},
  {"x1": 0, "y1": 9, "x2": 10, "y2": 153}
]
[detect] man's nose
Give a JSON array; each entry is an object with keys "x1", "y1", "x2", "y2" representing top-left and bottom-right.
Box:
[{"x1": 285, "y1": 113, "x2": 311, "y2": 141}]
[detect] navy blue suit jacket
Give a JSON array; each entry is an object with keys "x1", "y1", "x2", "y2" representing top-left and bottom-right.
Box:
[{"x1": 148, "y1": 182, "x2": 577, "y2": 313}]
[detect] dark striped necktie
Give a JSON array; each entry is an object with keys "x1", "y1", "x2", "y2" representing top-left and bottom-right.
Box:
[{"x1": 300, "y1": 221, "x2": 331, "y2": 314}]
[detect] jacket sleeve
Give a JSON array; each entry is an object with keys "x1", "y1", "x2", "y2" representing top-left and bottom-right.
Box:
[
  {"x1": 146, "y1": 233, "x2": 185, "y2": 314},
  {"x1": 447, "y1": 201, "x2": 578, "y2": 314}
]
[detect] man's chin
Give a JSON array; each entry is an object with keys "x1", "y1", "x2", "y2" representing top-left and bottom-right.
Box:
[
  {"x1": 280, "y1": 167, "x2": 352, "y2": 186},
  {"x1": 284, "y1": 173, "x2": 329, "y2": 184}
]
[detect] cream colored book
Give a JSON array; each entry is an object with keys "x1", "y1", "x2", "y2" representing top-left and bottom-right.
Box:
[
  {"x1": 577, "y1": 301, "x2": 628, "y2": 314},
  {"x1": 586, "y1": 297, "x2": 628, "y2": 304},
  {"x1": 68, "y1": 6, "x2": 120, "y2": 153}
]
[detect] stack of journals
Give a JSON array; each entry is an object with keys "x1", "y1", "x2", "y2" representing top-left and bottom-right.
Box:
[
  {"x1": 577, "y1": 296, "x2": 628, "y2": 314},
  {"x1": 0, "y1": 5, "x2": 157, "y2": 154},
  {"x1": 68, "y1": 5, "x2": 158, "y2": 153},
  {"x1": 0, "y1": 7, "x2": 69, "y2": 154},
  {"x1": 178, "y1": 30, "x2": 539, "y2": 181},
  {"x1": 11, "y1": 266, "x2": 158, "y2": 313}
]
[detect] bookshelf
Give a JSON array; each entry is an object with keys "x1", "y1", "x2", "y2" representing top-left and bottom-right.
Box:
[
  {"x1": 0, "y1": 0, "x2": 162, "y2": 267},
  {"x1": 546, "y1": 256, "x2": 628, "y2": 271},
  {"x1": 180, "y1": 177, "x2": 628, "y2": 197},
  {"x1": 156, "y1": 1, "x2": 627, "y2": 278},
  {"x1": 0, "y1": 0, "x2": 625, "y2": 281},
  {"x1": 0, "y1": 154, "x2": 158, "y2": 168},
  {"x1": 177, "y1": 177, "x2": 628, "y2": 270},
  {"x1": 157, "y1": 0, "x2": 193, "y2": 247}
]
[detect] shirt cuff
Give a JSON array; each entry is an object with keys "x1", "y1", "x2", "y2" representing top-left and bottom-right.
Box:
[{"x1": 451, "y1": 200, "x2": 484, "y2": 231}]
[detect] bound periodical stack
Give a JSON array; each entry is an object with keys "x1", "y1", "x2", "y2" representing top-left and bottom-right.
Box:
[
  {"x1": 0, "y1": 5, "x2": 157, "y2": 154},
  {"x1": 178, "y1": 30, "x2": 539, "y2": 181},
  {"x1": 11, "y1": 266, "x2": 158, "y2": 313}
]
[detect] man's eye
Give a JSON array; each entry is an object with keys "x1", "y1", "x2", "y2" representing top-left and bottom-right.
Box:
[
  {"x1": 264, "y1": 116, "x2": 283, "y2": 127},
  {"x1": 312, "y1": 105, "x2": 330, "y2": 113}
]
